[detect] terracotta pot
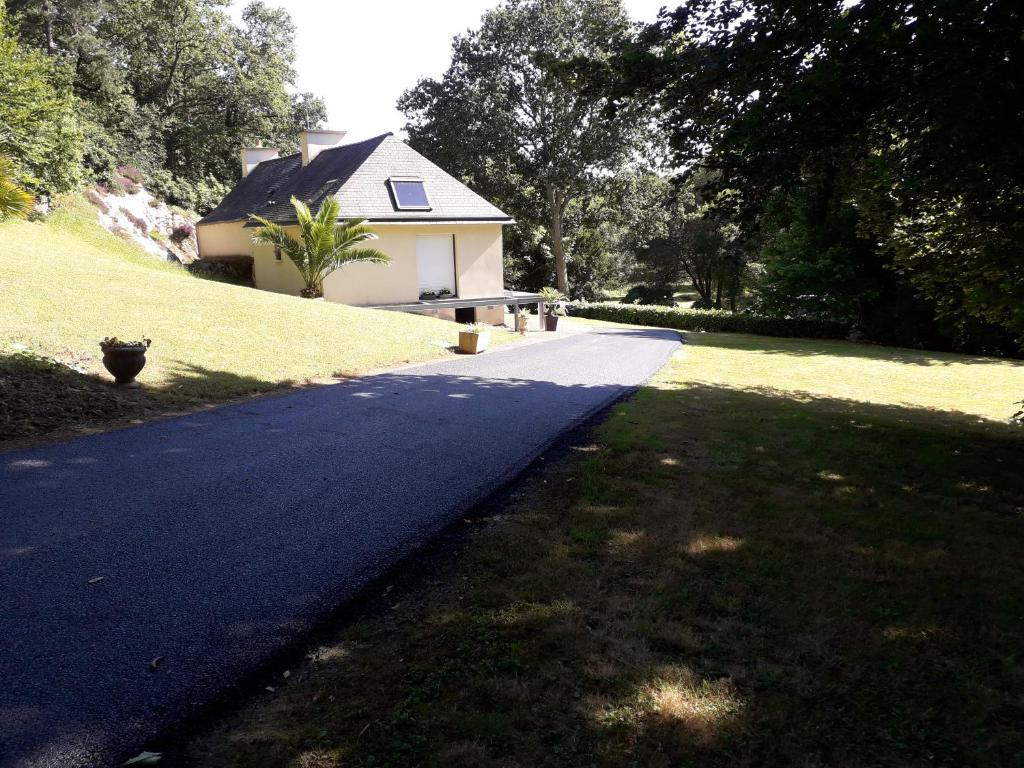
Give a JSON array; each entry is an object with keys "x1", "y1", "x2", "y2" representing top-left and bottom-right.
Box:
[
  {"x1": 544, "y1": 315, "x2": 559, "y2": 332},
  {"x1": 458, "y1": 330, "x2": 491, "y2": 354},
  {"x1": 102, "y1": 346, "x2": 148, "y2": 388}
]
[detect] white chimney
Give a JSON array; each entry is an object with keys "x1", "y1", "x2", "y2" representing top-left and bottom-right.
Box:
[
  {"x1": 300, "y1": 129, "x2": 348, "y2": 166},
  {"x1": 240, "y1": 146, "x2": 279, "y2": 178}
]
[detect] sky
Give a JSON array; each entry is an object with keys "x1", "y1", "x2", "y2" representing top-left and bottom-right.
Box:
[{"x1": 229, "y1": 1, "x2": 671, "y2": 143}]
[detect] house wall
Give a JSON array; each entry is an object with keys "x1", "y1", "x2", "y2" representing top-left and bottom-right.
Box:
[
  {"x1": 324, "y1": 224, "x2": 500, "y2": 297},
  {"x1": 195, "y1": 221, "x2": 252, "y2": 257},
  {"x1": 197, "y1": 221, "x2": 507, "y2": 325}
]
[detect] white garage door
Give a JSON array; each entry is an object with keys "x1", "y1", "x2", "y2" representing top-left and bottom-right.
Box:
[{"x1": 416, "y1": 234, "x2": 456, "y2": 295}]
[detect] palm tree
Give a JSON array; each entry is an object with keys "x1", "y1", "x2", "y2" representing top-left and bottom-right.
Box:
[
  {"x1": 0, "y1": 155, "x2": 33, "y2": 220},
  {"x1": 249, "y1": 196, "x2": 390, "y2": 298}
]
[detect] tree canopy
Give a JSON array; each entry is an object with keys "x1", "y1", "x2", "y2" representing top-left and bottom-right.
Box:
[
  {"x1": 629, "y1": 0, "x2": 1024, "y2": 349},
  {"x1": 5, "y1": 0, "x2": 326, "y2": 210},
  {"x1": 400, "y1": 0, "x2": 650, "y2": 294}
]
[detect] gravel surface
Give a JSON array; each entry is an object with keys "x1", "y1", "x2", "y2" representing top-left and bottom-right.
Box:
[{"x1": 0, "y1": 326, "x2": 678, "y2": 767}]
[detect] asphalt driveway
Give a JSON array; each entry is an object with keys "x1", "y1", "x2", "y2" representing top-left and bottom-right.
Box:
[{"x1": 0, "y1": 325, "x2": 678, "y2": 767}]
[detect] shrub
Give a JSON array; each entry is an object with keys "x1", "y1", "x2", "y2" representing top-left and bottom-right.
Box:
[
  {"x1": 149, "y1": 229, "x2": 166, "y2": 242},
  {"x1": 148, "y1": 170, "x2": 228, "y2": 215},
  {"x1": 85, "y1": 188, "x2": 109, "y2": 214},
  {"x1": 568, "y1": 302, "x2": 850, "y2": 340},
  {"x1": 119, "y1": 206, "x2": 148, "y2": 233},
  {"x1": 117, "y1": 165, "x2": 144, "y2": 184},
  {"x1": 186, "y1": 256, "x2": 253, "y2": 286},
  {"x1": 623, "y1": 284, "x2": 675, "y2": 305},
  {"x1": 116, "y1": 174, "x2": 140, "y2": 194},
  {"x1": 170, "y1": 222, "x2": 194, "y2": 243}
]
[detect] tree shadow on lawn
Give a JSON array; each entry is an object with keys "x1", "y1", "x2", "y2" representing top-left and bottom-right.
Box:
[
  {"x1": 182, "y1": 380, "x2": 1024, "y2": 768},
  {"x1": 0, "y1": 352, "x2": 285, "y2": 448},
  {"x1": 687, "y1": 331, "x2": 1024, "y2": 367}
]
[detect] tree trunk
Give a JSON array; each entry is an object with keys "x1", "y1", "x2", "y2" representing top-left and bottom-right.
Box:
[
  {"x1": 546, "y1": 184, "x2": 569, "y2": 294},
  {"x1": 43, "y1": 2, "x2": 56, "y2": 54}
]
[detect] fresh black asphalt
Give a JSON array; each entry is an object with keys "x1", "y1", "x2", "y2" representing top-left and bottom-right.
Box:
[{"x1": 0, "y1": 326, "x2": 678, "y2": 767}]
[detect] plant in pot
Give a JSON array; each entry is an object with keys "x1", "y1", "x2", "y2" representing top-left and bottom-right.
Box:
[
  {"x1": 539, "y1": 287, "x2": 568, "y2": 331},
  {"x1": 458, "y1": 322, "x2": 492, "y2": 354},
  {"x1": 100, "y1": 337, "x2": 151, "y2": 388}
]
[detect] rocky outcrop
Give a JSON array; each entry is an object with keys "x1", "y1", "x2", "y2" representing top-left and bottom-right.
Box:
[{"x1": 85, "y1": 183, "x2": 200, "y2": 265}]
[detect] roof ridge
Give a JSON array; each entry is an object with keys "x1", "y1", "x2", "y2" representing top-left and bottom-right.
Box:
[
  {"x1": 198, "y1": 131, "x2": 510, "y2": 226},
  {"x1": 313, "y1": 132, "x2": 394, "y2": 158}
]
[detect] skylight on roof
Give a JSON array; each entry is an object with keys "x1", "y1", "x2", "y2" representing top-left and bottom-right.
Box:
[{"x1": 388, "y1": 177, "x2": 431, "y2": 211}]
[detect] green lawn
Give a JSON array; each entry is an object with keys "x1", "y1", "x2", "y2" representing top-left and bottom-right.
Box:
[
  {"x1": 183, "y1": 331, "x2": 1024, "y2": 767},
  {"x1": 0, "y1": 196, "x2": 518, "y2": 443}
]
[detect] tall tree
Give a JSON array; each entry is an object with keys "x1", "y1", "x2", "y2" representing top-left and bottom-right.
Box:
[
  {"x1": 632, "y1": 0, "x2": 1024, "y2": 349},
  {"x1": 633, "y1": 171, "x2": 748, "y2": 309},
  {"x1": 0, "y1": 4, "x2": 82, "y2": 194},
  {"x1": 7, "y1": 0, "x2": 326, "y2": 207},
  {"x1": 400, "y1": 0, "x2": 647, "y2": 294}
]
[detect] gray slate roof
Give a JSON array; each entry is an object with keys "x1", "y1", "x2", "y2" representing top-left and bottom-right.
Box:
[{"x1": 198, "y1": 133, "x2": 512, "y2": 226}]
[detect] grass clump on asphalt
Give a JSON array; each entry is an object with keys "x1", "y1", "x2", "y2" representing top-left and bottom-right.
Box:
[
  {"x1": 0, "y1": 196, "x2": 519, "y2": 444},
  {"x1": 183, "y1": 332, "x2": 1024, "y2": 767}
]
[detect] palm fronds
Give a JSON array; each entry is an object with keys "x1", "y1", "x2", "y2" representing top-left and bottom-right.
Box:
[
  {"x1": 249, "y1": 196, "x2": 390, "y2": 297},
  {"x1": 0, "y1": 155, "x2": 34, "y2": 220}
]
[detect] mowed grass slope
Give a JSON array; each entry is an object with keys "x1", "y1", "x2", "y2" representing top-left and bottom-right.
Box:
[
  {"x1": 0, "y1": 197, "x2": 517, "y2": 441},
  {"x1": 185, "y1": 332, "x2": 1024, "y2": 768}
]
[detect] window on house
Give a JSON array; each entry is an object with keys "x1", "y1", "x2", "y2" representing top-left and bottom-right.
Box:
[
  {"x1": 274, "y1": 246, "x2": 282, "y2": 261},
  {"x1": 388, "y1": 177, "x2": 431, "y2": 210}
]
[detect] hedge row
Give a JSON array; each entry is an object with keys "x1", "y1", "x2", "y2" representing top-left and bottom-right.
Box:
[{"x1": 568, "y1": 302, "x2": 850, "y2": 340}]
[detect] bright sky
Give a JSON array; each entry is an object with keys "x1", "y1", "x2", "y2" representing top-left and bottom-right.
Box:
[{"x1": 228, "y1": 1, "x2": 671, "y2": 143}]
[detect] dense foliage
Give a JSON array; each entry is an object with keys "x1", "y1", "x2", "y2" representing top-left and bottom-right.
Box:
[
  {"x1": 629, "y1": 0, "x2": 1024, "y2": 353},
  {"x1": 631, "y1": 169, "x2": 748, "y2": 310},
  {"x1": 570, "y1": 302, "x2": 849, "y2": 339},
  {"x1": 5, "y1": 0, "x2": 325, "y2": 211},
  {"x1": 0, "y1": 6, "x2": 81, "y2": 195}
]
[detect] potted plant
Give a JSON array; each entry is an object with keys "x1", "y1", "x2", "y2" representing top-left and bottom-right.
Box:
[
  {"x1": 100, "y1": 337, "x2": 151, "y2": 388},
  {"x1": 539, "y1": 287, "x2": 568, "y2": 331},
  {"x1": 438, "y1": 287, "x2": 454, "y2": 299},
  {"x1": 419, "y1": 289, "x2": 439, "y2": 300},
  {"x1": 458, "y1": 322, "x2": 492, "y2": 354}
]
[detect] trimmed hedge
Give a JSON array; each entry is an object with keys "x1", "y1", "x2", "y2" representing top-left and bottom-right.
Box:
[
  {"x1": 569, "y1": 302, "x2": 850, "y2": 340},
  {"x1": 186, "y1": 255, "x2": 254, "y2": 286}
]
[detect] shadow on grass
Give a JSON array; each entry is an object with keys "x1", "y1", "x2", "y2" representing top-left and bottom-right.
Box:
[
  {"x1": 182, "y1": 381, "x2": 1024, "y2": 768},
  {"x1": 2, "y1": 358, "x2": 692, "y2": 767},
  {"x1": 688, "y1": 330, "x2": 1023, "y2": 367},
  {"x1": 0, "y1": 352, "x2": 282, "y2": 447}
]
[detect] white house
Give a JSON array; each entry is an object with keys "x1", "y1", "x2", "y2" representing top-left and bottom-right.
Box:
[{"x1": 196, "y1": 130, "x2": 517, "y2": 324}]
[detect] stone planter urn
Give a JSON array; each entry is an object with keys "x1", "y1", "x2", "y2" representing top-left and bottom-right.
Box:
[{"x1": 100, "y1": 338, "x2": 151, "y2": 388}]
